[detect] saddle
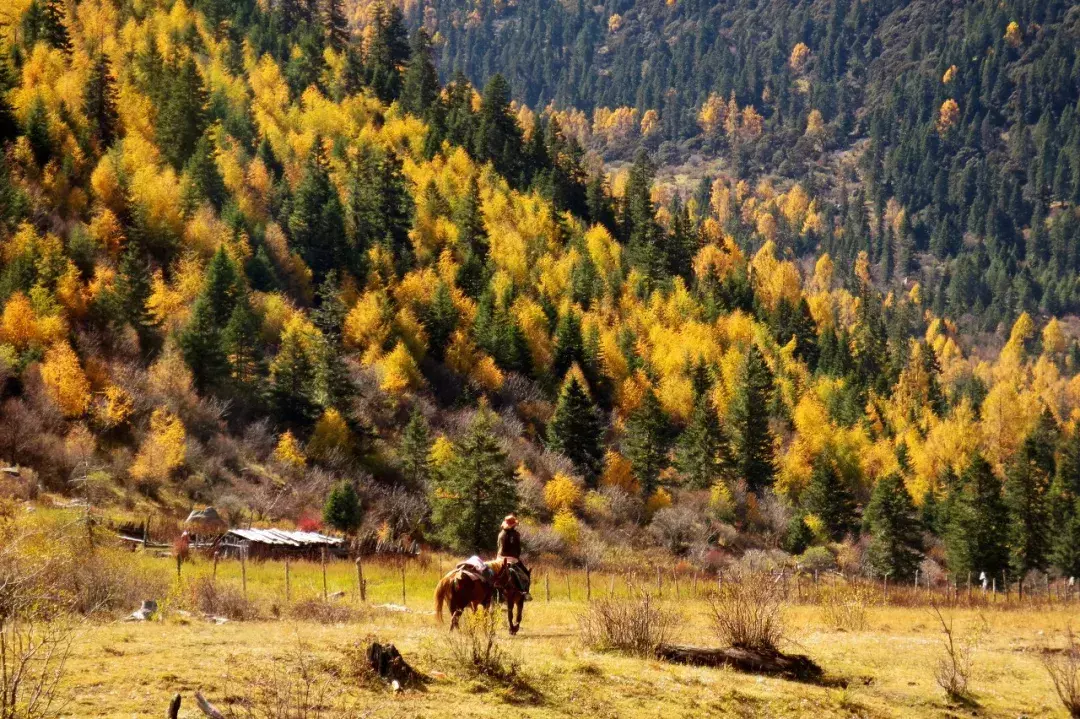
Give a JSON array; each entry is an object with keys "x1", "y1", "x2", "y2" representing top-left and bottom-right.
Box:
[{"x1": 454, "y1": 555, "x2": 494, "y2": 584}]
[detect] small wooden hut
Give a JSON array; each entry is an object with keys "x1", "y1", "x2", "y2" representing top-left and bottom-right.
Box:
[{"x1": 215, "y1": 528, "x2": 346, "y2": 560}]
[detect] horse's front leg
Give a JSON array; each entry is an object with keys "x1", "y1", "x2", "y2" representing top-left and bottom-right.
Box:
[
  {"x1": 513, "y1": 597, "x2": 523, "y2": 634},
  {"x1": 505, "y1": 596, "x2": 517, "y2": 635}
]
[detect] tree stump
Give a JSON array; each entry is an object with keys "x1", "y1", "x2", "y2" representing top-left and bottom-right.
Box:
[
  {"x1": 656, "y1": 644, "x2": 823, "y2": 682},
  {"x1": 366, "y1": 642, "x2": 424, "y2": 688}
]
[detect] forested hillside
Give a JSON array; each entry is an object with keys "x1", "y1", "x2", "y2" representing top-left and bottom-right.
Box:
[
  {"x1": 414, "y1": 0, "x2": 1080, "y2": 327},
  {"x1": 1, "y1": 0, "x2": 1080, "y2": 588}
]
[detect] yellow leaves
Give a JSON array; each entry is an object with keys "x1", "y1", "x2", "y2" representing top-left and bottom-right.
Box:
[
  {"x1": 514, "y1": 296, "x2": 554, "y2": 372},
  {"x1": 273, "y1": 430, "x2": 307, "y2": 468},
  {"x1": 805, "y1": 109, "x2": 825, "y2": 139},
  {"x1": 646, "y1": 487, "x2": 672, "y2": 515},
  {"x1": 90, "y1": 154, "x2": 125, "y2": 211},
  {"x1": 0, "y1": 293, "x2": 40, "y2": 350},
  {"x1": 1009, "y1": 311, "x2": 1035, "y2": 347},
  {"x1": 698, "y1": 93, "x2": 727, "y2": 136},
  {"x1": 307, "y1": 408, "x2": 353, "y2": 461},
  {"x1": 600, "y1": 450, "x2": 639, "y2": 495},
  {"x1": 1043, "y1": 317, "x2": 1066, "y2": 356},
  {"x1": 378, "y1": 341, "x2": 423, "y2": 394},
  {"x1": 94, "y1": 384, "x2": 134, "y2": 429},
  {"x1": 789, "y1": 42, "x2": 811, "y2": 72},
  {"x1": 693, "y1": 238, "x2": 743, "y2": 285},
  {"x1": 544, "y1": 473, "x2": 583, "y2": 512},
  {"x1": 1004, "y1": 21, "x2": 1022, "y2": 47},
  {"x1": 445, "y1": 330, "x2": 503, "y2": 391},
  {"x1": 980, "y1": 381, "x2": 1039, "y2": 472},
  {"x1": 344, "y1": 290, "x2": 392, "y2": 360},
  {"x1": 130, "y1": 408, "x2": 187, "y2": 483},
  {"x1": 607, "y1": 13, "x2": 622, "y2": 32},
  {"x1": 640, "y1": 109, "x2": 660, "y2": 137},
  {"x1": 750, "y1": 241, "x2": 802, "y2": 311},
  {"x1": 429, "y1": 435, "x2": 456, "y2": 467},
  {"x1": 937, "y1": 99, "x2": 960, "y2": 135},
  {"x1": 942, "y1": 65, "x2": 957, "y2": 84},
  {"x1": 88, "y1": 208, "x2": 126, "y2": 255},
  {"x1": 591, "y1": 106, "x2": 639, "y2": 144},
  {"x1": 40, "y1": 341, "x2": 91, "y2": 418},
  {"x1": 552, "y1": 509, "x2": 580, "y2": 545},
  {"x1": 585, "y1": 224, "x2": 622, "y2": 280}
]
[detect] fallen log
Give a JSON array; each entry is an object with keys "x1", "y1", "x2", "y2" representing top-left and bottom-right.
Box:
[
  {"x1": 656, "y1": 644, "x2": 823, "y2": 682},
  {"x1": 367, "y1": 641, "x2": 424, "y2": 688}
]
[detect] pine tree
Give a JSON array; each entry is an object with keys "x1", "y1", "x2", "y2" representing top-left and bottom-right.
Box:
[
  {"x1": 622, "y1": 386, "x2": 672, "y2": 497},
  {"x1": 863, "y1": 473, "x2": 923, "y2": 580},
  {"x1": 623, "y1": 150, "x2": 666, "y2": 287},
  {"x1": 675, "y1": 379, "x2": 731, "y2": 490},
  {"x1": 783, "y1": 511, "x2": 813, "y2": 555},
  {"x1": 400, "y1": 29, "x2": 440, "y2": 117},
  {"x1": 83, "y1": 52, "x2": 119, "y2": 151},
  {"x1": 181, "y1": 129, "x2": 226, "y2": 212},
  {"x1": 268, "y1": 322, "x2": 322, "y2": 428},
  {"x1": 114, "y1": 238, "x2": 157, "y2": 344},
  {"x1": 945, "y1": 453, "x2": 1009, "y2": 580},
  {"x1": 803, "y1": 453, "x2": 857, "y2": 541},
  {"x1": 25, "y1": 96, "x2": 52, "y2": 167},
  {"x1": 454, "y1": 176, "x2": 488, "y2": 297},
  {"x1": 728, "y1": 344, "x2": 776, "y2": 492},
  {"x1": 399, "y1": 406, "x2": 432, "y2": 489},
  {"x1": 551, "y1": 310, "x2": 583, "y2": 381},
  {"x1": 289, "y1": 139, "x2": 347, "y2": 283},
  {"x1": 424, "y1": 281, "x2": 458, "y2": 361},
  {"x1": 40, "y1": 0, "x2": 71, "y2": 54},
  {"x1": 323, "y1": 481, "x2": 362, "y2": 534},
  {"x1": 430, "y1": 409, "x2": 516, "y2": 553},
  {"x1": 312, "y1": 273, "x2": 353, "y2": 408},
  {"x1": 473, "y1": 74, "x2": 524, "y2": 185},
  {"x1": 156, "y1": 56, "x2": 208, "y2": 171},
  {"x1": 202, "y1": 246, "x2": 242, "y2": 326},
  {"x1": 222, "y1": 297, "x2": 261, "y2": 391},
  {"x1": 179, "y1": 296, "x2": 228, "y2": 391},
  {"x1": 1005, "y1": 418, "x2": 1055, "y2": 581},
  {"x1": 1051, "y1": 431, "x2": 1080, "y2": 576},
  {"x1": 547, "y1": 374, "x2": 605, "y2": 485},
  {"x1": 364, "y1": 1, "x2": 410, "y2": 103},
  {"x1": 324, "y1": 0, "x2": 349, "y2": 53}
]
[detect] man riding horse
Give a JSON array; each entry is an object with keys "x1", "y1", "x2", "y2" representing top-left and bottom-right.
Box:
[{"x1": 434, "y1": 513, "x2": 531, "y2": 634}]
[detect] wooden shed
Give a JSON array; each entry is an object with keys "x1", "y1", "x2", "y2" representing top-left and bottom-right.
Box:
[{"x1": 215, "y1": 528, "x2": 346, "y2": 560}]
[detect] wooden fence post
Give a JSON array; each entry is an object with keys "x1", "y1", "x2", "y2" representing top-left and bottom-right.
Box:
[
  {"x1": 213, "y1": 552, "x2": 219, "y2": 581},
  {"x1": 672, "y1": 567, "x2": 679, "y2": 600},
  {"x1": 656, "y1": 566, "x2": 662, "y2": 597},
  {"x1": 356, "y1": 558, "x2": 366, "y2": 602},
  {"x1": 565, "y1": 573, "x2": 571, "y2": 601},
  {"x1": 285, "y1": 559, "x2": 291, "y2": 603},
  {"x1": 241, "y1": 549, "x2": 247, "y2": 598},
  {"x1": 545, "y1": 572, "x2": 550, "y2": 603},
  {"x1": 321, "y1": 547, "x2": 328, "y2": 602},
  {"x1": 609, "y1": 573, "x2": 615, "y2": 598}
]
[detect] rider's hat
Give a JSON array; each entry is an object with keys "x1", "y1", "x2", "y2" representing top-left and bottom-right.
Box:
[{"x1": 502, "y1": 514, "x2": 518, "y2": 529}]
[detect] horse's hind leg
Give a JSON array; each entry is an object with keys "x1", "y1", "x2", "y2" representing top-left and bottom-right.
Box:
[{"x1": 505, "y1": 598, "x2": 516, "y2": 635}]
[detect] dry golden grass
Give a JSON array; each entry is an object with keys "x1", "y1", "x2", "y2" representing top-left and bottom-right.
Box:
[{"x1": 56, "y1": 553, "x2": 1073, "y2": 718}]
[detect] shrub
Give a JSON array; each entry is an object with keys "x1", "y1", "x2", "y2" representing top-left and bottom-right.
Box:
[
  {"x1": 189, "y1": 576, "x2": 259, "y2": 621},
  {"x1": 818, "y1": 582, "x2": 871, "y2": 631},
  {"x1": 289, "y1": 599, "x2": 365, "y2": 624},
  {"x1": 578, "y1": 593, "x2": 677, "y2": 657},
  {"x1": 220, "y1": 641, "x2": 352, "y2": 718},
  {"x1": 709, "y1": 565, "x2": 786, "y2": 651},
  {"x1": 552, "y1": 509, "x2": 580, "y2": 545},
  {"x1": 1043, "y1": 627, "x2": 1080, "y2": 718},
  {"x1": 444, "y1": 607, "x2": 518, "y2": 681},
  {"x1": 932, "y1": 606, "x2": 983, "y2": 703}
]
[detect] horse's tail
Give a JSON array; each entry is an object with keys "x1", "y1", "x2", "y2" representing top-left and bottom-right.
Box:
[{"x1": 434, "y1": 573, "x2": 453, "y2": 623}]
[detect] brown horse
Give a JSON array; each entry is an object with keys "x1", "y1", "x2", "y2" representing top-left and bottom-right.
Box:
[
  {"x1": 434, "y1": 565, "x2": 493, "y2": 630},
  {"x1": 489, "y1": 557, "x2": 529, "y2": 636}
]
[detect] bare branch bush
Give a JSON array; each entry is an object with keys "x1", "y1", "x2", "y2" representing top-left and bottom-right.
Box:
[
  {"x1": 818, "y1": 581, "x2": 872, "y2": 631},
  {"x1": 578, "y1": 592, "x2": 677, "y2": 657},
  {"x1": 220, "y1": 641, "x2": 352, "y2": 719},
  {"x1": 931, "y1": 605, "x2": 984, "y2": 703},
  {"x1": 708, "y1": 565, "x2": 787, "y2": 651},
  {"x1": 444, "y1": 607, "x2": 519, "y2": 681},
  {"x1": 1042, "y1": 626, "x2": 1080, "y2": 718}
]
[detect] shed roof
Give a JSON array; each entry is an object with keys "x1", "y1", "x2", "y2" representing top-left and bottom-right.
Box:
[{"x1": 225, "y1": 528, "x2": 344, "y2": 546}]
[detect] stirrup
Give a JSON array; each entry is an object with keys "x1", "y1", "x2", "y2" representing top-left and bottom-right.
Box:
[{"x1": 523, "y1": 592, "x2": 533, "y2": 602}]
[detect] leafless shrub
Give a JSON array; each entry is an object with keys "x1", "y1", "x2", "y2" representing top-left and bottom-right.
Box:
[
  {"x1": 818, "y1": 581, "x2": 871, "y2": 631},
  {"x1": 932, "y1": 605, "x2": 984, "y2": 703},
  {"x1": 1043, "y1": 627, "x2": 1080, "y2": 717},
  {"x1": 444, "y1": 607, "x2": 519, "y2": 680},
  {"x1": 519, "y1": 522, "x2": 565, "y2": 556},
  {"x1": 189, "y1": 576, "x2": 259, "y2": 621},
  {"x1": 288, "y1": 599, "x2": 364, "y2": 624},
  {"x1": 648, "y1": 505, "x2": 710, "y2": 554},
  {"x1": 578, "y1": 592, "x2": 677, "y2": 657},
  {"x1": 709, "y1": 565, "x2": 786, "y2": 651},
  {"x1": 364, "y1": 485, "x2": 428, "y2": 538},
  {"x1": 0, "y1": 610, "x2": 75, "y2": 719},
  {"x1": 220, "y1": 641, "x2": 352, "y2": 719},
  {"x1": 601, "y1": 486, "x2": 645, "y2": 526}
]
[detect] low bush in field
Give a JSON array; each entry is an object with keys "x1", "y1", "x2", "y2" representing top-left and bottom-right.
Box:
[
  {"x1": 189, "y1": 575, "x2": 260, "y2": 620},
  {"x1": 289, "y1": 598, "x2": 365, "y2": 624},
  {"x1": 818, "y1": 582, "x2": 871, "y2": 631},
  {"x1": 219, "y1": 642, "x2": 352, "y2": 719},
  {"x1": 1043, "y1": 627, "x2": 1080, "y2": 718},
  {"x1": 578, "y1": 593, "x2": 677, "y2": 657},
  {"x1": 444, "y1": 607, "x2": 519, "y2": 681},
  {"x1": 709, "y1": 565, "x2": 786, "y2": 652},
  {"x1": 932, "y1": 606, "x2": 984, "y2": 703}
]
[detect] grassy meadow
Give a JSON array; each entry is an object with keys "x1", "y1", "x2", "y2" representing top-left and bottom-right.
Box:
[{"x1": 47, "y1": 549, "x2": 1077, "y2": 718}]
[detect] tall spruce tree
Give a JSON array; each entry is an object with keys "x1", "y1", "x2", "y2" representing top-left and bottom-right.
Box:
[
  {"x1": 424, "y1": 281, "x2": 458, "y2": 361},
  {"x1": 675, "y1": 371, "x2": 731, "y2": 490},
  {"x1": 863, "y1": 473, "x2": 923, "y2": 580},
  {"x1": 156, "y1": 56, "x2": 208, "y2": 171},
  {"x1": 430, "y1": 409, "x2": 516, "y2": 553},
  {"x1": 289, "y1": 139, "x2": 347, "y2": 283},
  {"x1": 400, "y1": 29, "x2": 439, "y2": 117},
  {"x1": 803, "y1": 452, "x2": 857, "y2": 541},
  {"x1": 364, "y1": 1, "x2": 410, "y2": 103},
  {"x1": 181, "y1": 129, "x2": 227, "y2": 212},
  {"x1": 1005, "y1": 413, "x2": 1055, "y2": 581},
  {"x1": 945, "y1": 453, "x2": 1009, "y2": 580},
  {"x1": 399, "y1": 406, "x2": 432, "y2": 489},
  {"x1": 547, "y1": 374, "x2": 605, "y2": 485},
  {"x1": 323, "y1": 481, "x2": 362, "y2": 534},
  {"x1": 179, "y1": 296, "x2": 228, "y2": 391},
  {"x1": 83, "y1": 52, "x2": 119, "y2": 151},
  {"x1": 324, "y1": 0, "x2": 349, "y2": 53},
  {"x1": 728, "y1": 344, "x2": 776, "y2": 492},
  {"x1": 454, "y1": 175, "x2": 489, "y2": 297},
  {"x1": 1051, "y1": 431, "x2": 1080, "y2": 576},
  {"x1": 622, "y1": 386, "x2": 672, "y2": 497},
  {"x1": 473, "y1": 74, "x2": 524, "y2": 185}
]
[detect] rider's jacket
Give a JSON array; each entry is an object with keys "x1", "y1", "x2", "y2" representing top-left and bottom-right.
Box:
[{"x1": 496, "y1": 527, "x2": 521, "y2": 559}]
